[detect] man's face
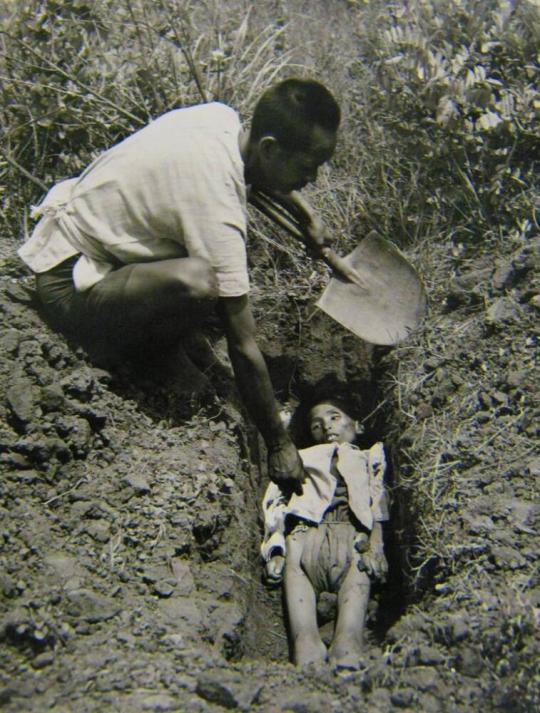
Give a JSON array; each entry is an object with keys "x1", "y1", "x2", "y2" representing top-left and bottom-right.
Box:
[
  {"x1": 308, "y1": 402, "x2": 358, "y2": 445},
  {"x1": 257, "y1": 125, "x2": 337, "y2": 194}
]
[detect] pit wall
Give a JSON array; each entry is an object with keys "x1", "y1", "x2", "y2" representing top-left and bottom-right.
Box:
[
  {"x1": 254, "y1": 308, "x2": 411, "y2": 641},
  {"x1": 0, "y1": 259, "x2": 402, "y2": 676}
]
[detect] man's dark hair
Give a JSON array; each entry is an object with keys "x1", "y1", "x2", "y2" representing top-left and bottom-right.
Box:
[{"x1": 251, "y1": 78, "x2": 341, "y2": 151}]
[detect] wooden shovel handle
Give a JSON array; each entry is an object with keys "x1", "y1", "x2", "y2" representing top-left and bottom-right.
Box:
[
  {"x1": 318, "y1": 247, "x2": 361, "y2": 284},
  {"x1": 249, "y1": 190, "x2": 356, "y2": 283},
  {"x1": 249, "y1": 190, "x2": 304, "y2": 239}
]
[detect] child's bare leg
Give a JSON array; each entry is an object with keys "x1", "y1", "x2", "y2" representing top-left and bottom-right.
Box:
[
  {"x1": 329, "y1": 566, "x2": 370, "y2": 669},
  {"x1": 284, "y1": 535, "x2": 327, "y2": 666}
]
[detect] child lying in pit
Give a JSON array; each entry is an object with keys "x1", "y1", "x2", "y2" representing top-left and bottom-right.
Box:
[{"x1": 260, "y1": 397, "x2": 389, "y2": 668}]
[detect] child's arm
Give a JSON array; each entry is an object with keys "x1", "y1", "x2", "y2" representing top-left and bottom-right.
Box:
[
  {"x1": 365, "y1": 443, "x2": 390, "y2": 581},
  {"x1": 368, "y1": 442, "x2": 390, "y2": 522}
]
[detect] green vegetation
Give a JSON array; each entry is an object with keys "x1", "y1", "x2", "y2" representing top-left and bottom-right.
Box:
[{"x1": 1, "y1": 0, "x2": 537, "y2": 276}]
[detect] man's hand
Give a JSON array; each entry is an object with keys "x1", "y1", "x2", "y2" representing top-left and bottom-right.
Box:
[
  {"x1": 302, "y1": 211, "x2": 330, "y2": 258},
  {"x1": 281, "y1": 190, "x2": 330, "y2": 258},
  {"x1": 267, "y1": 439, "x2": 305, "y2": 496}
]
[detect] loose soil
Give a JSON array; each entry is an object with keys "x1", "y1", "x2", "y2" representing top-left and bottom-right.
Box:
[{"x1": 0, "y1": 224, "x2": 538, "y2": 712}]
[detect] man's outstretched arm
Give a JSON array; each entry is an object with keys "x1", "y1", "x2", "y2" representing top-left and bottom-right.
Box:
[{"x1": 219, "y1": 294, "x2": 304, "y2": 493}]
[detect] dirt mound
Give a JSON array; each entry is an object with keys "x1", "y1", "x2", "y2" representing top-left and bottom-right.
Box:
[{"x1": 1, "y1": 232, "x2": 538, "y2": 712}]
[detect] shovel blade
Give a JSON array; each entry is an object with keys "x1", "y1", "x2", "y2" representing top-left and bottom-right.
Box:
[{"x1": 316, "y1": 234, "x2": 427, "y2": 345}]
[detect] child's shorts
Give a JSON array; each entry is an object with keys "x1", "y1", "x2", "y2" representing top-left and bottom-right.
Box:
[{"x1": 287, "y1": 519, "x2": 368, "y2": 594}]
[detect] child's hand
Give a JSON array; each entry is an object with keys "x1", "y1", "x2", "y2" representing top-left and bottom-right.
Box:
[
  {"x1": 357, "y1": 524, "x2": 387, "y2": 581},
  {"x1": 265, "y1": 555, "x2": 285, "y2": 585},
  {"x1": 364, "y1": 545, "x2": 388, "y2": 582}
]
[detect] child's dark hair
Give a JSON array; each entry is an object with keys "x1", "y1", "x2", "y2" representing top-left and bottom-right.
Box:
[
  {"x1": 290, "y1": 388, "x2": 360, "y2": 448},
  {"x1": 251, "y1": 78, "x2": 341, "y2": 152}
]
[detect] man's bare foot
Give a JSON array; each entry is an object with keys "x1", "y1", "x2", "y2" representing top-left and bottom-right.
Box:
[
  {"x1": 183, "y1": 332, "x2": 233, "y2": 375},
  {"x1": 133, "y1": 342, "x2": 213, "y2": 397},
  {"x1": 183, "y1": 332, "x2": 235, "y2": 397},
  {"x1": 294, "y1": 634, "x2": 327, "y2": 667}
]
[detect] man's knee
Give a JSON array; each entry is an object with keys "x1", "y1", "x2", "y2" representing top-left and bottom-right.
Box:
[
  {"x1": 174, "y1": 257, "x2": 218, "y2": 300},
  {"x1": 128, "y1": 257, "x2": 218, "y2": 303}
]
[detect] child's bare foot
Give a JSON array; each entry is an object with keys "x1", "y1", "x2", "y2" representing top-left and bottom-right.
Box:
[
  {"x1": 328, "y1": 639, "x2": 364, "y2": 670},
  {"x1": 294, "y1": 634, "x2": 327, "y2": 667}
]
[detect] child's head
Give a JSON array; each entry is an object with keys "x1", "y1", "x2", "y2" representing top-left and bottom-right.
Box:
[
  {"x1": 308, "y1": 398, "x2": 361, "y2": 445},
  {"x1": 249, "y1": 78, "x2": 340, "y2": 194}
]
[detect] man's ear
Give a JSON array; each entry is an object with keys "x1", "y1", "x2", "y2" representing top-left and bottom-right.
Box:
[
  {"x1": 258, "y1": 135, "x2": 280, "y2": 160},
  {"x1": 354, "y1": 420, "x2": 365, "y2": 436}
]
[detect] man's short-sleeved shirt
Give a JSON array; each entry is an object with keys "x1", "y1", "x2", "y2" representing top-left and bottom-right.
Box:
[{"x1": 19, "y1": 103, "x2": 249, "y2": 297}]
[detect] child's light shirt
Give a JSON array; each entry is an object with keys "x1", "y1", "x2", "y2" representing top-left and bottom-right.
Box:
[
  {"x1": 261, "y1": 442, "x2": 389, "y2": 561},
  {"x1": 18, "y1": 103, "x2": 249, "y2": 298}
]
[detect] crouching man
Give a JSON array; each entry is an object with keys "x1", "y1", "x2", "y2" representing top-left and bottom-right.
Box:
[{"x1": 17, "y1": 78, "x2": 341, "y2": 492}]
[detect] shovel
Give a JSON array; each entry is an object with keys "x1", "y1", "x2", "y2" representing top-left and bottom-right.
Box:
[{"x1": 249, "y1": 190, "x2": 427, "y2": 345}]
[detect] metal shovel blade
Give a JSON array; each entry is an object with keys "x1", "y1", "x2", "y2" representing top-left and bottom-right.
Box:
[{"x1": 316, "y1": 233, "x2": 427, "y2": 345}]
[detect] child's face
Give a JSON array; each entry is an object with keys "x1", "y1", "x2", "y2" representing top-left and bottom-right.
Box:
[{"x1": 308, "y1": 402, "x2": 359, "y2": 445}]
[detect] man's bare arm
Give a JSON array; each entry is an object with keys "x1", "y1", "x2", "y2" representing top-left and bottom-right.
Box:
[{"x1": 219, "y1": 294, "x2": 304, "y2": 492}]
